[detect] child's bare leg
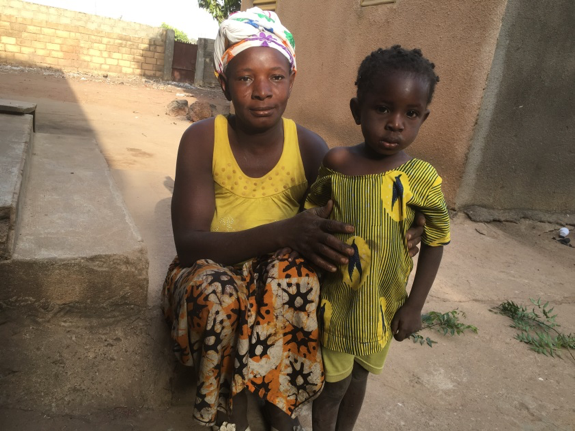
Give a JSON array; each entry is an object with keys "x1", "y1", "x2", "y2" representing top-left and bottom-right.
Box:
[
  {"x1": 228, "y1": 390, "x2": 249, "y2": 431},
  {"x1": 335, "y1": 362, "x2": 369, "y2": 431},
  {"x1": 312, "y1": 374, "x2": 353, "y2": 431}
]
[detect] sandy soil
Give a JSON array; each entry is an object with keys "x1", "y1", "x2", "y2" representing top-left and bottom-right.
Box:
[{"x1": 0, "y1": 66, "x2": 574, "y2": 431}]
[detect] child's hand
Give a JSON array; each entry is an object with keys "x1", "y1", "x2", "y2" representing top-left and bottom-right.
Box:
[
  {"x1": 390, "y1": 304, "x2": 423, "y2": 341},
  {"x1": 274, "y1": 247, "x2": 300, "y2": 261}
]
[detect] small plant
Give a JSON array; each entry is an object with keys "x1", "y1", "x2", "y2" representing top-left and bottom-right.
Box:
[
  {"x1": 410, "y1": 310, "x2": 478, "y2": 347},
  {"x1": 161, "y1": 23, "x2": 191, "y2": 43},
  {"x1": 492, "y1": 298, "x2": 575, "y2": 360}
]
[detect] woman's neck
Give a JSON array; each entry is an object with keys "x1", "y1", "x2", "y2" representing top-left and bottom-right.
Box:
[{"x1": 227, "y1": 115, "x2": 285, "y2": 178}]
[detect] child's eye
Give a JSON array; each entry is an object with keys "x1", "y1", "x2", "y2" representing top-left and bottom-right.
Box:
[
  {"x1": 376, "y1": 106, "x2": 389, "y2": 114},
  {"x1": 407, "y1": 110, "x2": 419, "y2": 118}
]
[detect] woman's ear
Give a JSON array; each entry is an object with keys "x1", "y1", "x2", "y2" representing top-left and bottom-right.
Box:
[
  {"x1": 288, "y1": 72, "x2": 295, "y2": 97},
  {"x1": 219, "y1": 74, "x2": 232, "y2": 101},
  {"x1": 350, "y1": 97, "x2": 361, "y2": 125}
]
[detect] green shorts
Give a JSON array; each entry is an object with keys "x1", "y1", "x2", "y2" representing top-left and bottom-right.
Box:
[{"x1": 322, "y1": 339, "x2": 392, "y2": 383}]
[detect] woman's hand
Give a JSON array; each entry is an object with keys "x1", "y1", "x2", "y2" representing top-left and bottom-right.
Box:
[
  {"x1": 406, "y1": 212, "x2": 426, "y2": 257},
  {"x1": 283, "y1": 200, "x2": 355, "y2": 272},
  {"x1": 274, "y1": 247, "x2": 300, "y2": 261}
]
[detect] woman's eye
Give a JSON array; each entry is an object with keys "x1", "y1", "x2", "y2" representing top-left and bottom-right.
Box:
[
  {"x1": 239, "y1": 76, "x2": 252, "y2": 82},
  {"x1": 271, "y1": 75, "x2": 285, "y2": 81}
]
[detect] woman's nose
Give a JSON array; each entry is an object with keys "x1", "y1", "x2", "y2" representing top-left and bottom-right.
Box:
[{"x1": 252, "y1": 77, "x2": 272, "y2": 100}]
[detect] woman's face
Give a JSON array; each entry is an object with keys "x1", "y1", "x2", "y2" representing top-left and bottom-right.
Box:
[{"x1": 221, "y1": 47, "x2": 295, "y2": 132}]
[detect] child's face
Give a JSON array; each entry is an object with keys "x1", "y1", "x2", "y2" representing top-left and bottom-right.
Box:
[{"x1": 350, "y1": 72, "x2": 430, "y2": 157}]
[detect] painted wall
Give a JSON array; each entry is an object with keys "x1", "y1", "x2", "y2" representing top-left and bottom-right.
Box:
[
  {"x1": 242, "y1": 0, "x2": 507, "y2": 205},
  {"x1": 0, "y1": 0, "x2": 168, "y2": 78},
  {"x1": 456, "y1": 0, "x2": 575, "y2": 222}
]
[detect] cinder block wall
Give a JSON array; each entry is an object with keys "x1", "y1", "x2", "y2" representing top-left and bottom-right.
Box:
[{"x1": 0, "y1": 0, "x2": 167, "y2": 78}]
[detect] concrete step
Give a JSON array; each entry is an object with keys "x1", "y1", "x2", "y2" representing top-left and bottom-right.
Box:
[
  {"x1": 0, "y1": 98, "x2": 37, "y2": 131},
  {"x1": 0, "y1": 131, "x2": 161, "y2": 414},
  {"x1": 0, "y1": 113, "x2": 33, "y2": 260},
  {"x1": 0, "y1": 132, "x2": 148, "y2": 306}
]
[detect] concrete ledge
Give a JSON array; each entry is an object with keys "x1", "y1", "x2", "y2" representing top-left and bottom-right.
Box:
[
  {"x1": 0, "y1": 99, "x2": 37, "y2": 131},
  {"x1": 0, "y1": 114, "x2": 33, "y2": 261},
  {"x1": 1, "y1": 252, "x2": 148, "y2": 306},
  {"x1": 0, "y1": 98, "x2": 37, "y2": 115},
  {"x1": 0, "y1": 132, "x2": 148, "y2": 306}
]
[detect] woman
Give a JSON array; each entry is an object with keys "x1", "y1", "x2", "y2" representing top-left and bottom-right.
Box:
[{"x1": 162, "y1": 8, "x2": 424, "y2": 431}]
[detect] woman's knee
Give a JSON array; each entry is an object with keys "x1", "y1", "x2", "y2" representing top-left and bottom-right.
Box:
[
  {"x1": 264, "y1": 255, "x2": 318, "y2": 280},
  {"x1": 191, "y1": 262, "x2": 242, "y2": 297}
]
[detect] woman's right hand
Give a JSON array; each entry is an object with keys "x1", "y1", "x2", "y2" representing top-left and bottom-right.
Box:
[{"x1": 285, "y1": 200, "x2": 355, "y2": 272}]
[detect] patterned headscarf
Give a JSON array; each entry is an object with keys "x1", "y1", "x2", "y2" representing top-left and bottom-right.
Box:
[{"x1": 214, "y1": 7, "x2": 296, "y2": 78}]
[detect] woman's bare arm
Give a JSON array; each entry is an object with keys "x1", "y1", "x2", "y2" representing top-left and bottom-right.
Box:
[{"x1": 171, "y1": 120, "x2": 355, "y2": 269}]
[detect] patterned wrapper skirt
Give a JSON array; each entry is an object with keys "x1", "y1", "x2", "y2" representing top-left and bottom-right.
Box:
[{"x1": 161, "y1": 254, "x2": 324, "y2": 426}]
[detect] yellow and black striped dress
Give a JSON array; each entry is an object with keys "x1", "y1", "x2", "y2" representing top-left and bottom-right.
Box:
[{"x1": 306, "y1": 158, "x2": 450, "y2": 356}]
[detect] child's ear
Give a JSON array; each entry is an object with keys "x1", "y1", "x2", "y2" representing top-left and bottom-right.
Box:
[
  {"x1": 422, "y1": 109, "x2": 430, "y2": 123},
  {"x1": 350, "y1": 98, "x2": 361, "y2": 125},
  {"x1": 219, "y1": 74, "x2": 232, "y2": 101}
]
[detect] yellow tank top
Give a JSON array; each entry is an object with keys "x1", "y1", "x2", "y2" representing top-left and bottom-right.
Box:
[{"x1": 210, "y1": 115, "x2": 308, "y2": 232}]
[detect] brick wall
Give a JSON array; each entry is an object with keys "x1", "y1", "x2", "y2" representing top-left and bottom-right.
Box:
[{"x1": 0, "y1": 0, "x2": 168, "y2": 78}]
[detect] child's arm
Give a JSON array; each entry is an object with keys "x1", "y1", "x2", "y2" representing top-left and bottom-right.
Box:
[{"x1": 390, "y1": 244, "x2": 443, "y2": 341}]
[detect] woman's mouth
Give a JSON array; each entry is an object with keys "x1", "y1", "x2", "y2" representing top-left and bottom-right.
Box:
[{"x1": 250, "y1": 107, "x2": 275, "y2": 116}]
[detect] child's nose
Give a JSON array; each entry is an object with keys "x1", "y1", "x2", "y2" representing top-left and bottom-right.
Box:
[{"x1": 385, "y1": 114, "x2": 404, "y2": 131}]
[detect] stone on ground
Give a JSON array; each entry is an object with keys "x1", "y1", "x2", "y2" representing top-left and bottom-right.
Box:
[
  {"x1": 165, "y1": 99, "x2": 189, "y2": 117},
  {"x1": 187, "y1": 100, "x2": 213, "y2": 122}
]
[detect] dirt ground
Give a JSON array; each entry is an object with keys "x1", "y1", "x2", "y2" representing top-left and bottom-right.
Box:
[{"x1": 0, "y1": 65, "x2": 574, "y2": 431}]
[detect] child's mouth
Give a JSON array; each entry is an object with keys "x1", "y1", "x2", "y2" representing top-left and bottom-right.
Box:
[{"x1": 381, "y1": 140, "x2": 400, "y2": 149}]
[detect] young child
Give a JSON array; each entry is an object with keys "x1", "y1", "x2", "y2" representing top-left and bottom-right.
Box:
[{"x1": 307, "y1": 45, "x2": 451, "y2": 431}]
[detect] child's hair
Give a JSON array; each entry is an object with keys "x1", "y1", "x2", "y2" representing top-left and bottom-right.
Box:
[{"x1": 355, "y1": 45, "x2": 440, "y2": 104}]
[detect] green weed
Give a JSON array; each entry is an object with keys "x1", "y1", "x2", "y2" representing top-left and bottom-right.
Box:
[
  {"x1": 410, "y1": 310, "x2": 478, "y2": 347},
  {"x1": 492, "y1": 298, "x2": 575, "y2": 360}
]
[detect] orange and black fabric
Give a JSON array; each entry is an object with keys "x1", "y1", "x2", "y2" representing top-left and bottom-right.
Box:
[{"x1": 161, "y1": 255, "x2": 323, "y2": 426}]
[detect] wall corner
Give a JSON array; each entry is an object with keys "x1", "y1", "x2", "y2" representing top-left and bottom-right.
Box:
[{"x1": 163, "y1": 29, "x2": 175, "y2": 81}]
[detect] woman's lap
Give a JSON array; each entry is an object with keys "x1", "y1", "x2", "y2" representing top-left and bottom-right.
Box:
[{"x1": 161, "y1": 255, "x2": 323, "y2": 426}]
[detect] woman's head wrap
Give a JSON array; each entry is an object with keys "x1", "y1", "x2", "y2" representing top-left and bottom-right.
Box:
[{"x1": 214, "y1": 7, "x2": 296, "y2": 78}]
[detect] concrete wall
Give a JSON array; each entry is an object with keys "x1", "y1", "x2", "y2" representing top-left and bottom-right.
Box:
[
  {"x1": 456, "y1": 0, "x2": 575, "y2": 222},
  {"x1": 0, "y1": 0, "x2": 168, "y2": 78},
  {"x1": 194, "y1": 37, "x2": 219, "y2": 87},
  {"x1": 242, "y1": 0, "x2": 507, "y2": 205}
]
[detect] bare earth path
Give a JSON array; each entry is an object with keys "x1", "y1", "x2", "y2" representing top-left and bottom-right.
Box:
[{"x1": 0, "y1": 66, "x2": 573, "y2": 431}]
